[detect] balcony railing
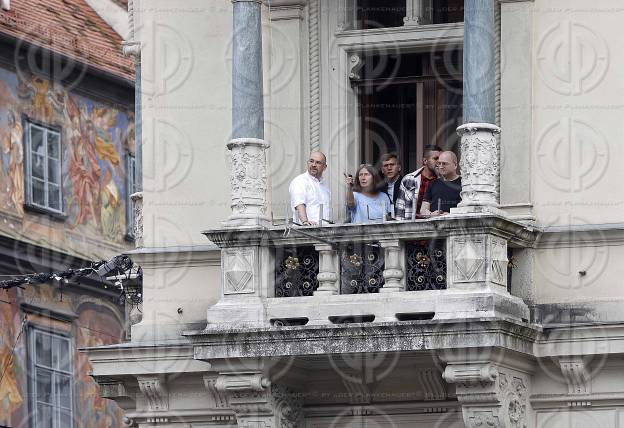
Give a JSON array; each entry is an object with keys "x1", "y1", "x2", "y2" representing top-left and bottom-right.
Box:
[{"x1": 204, "y1": 214, "x2": 538, "y2": 327}]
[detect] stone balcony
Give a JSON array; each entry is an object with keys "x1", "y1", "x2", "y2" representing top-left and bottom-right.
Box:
[{"x1": 202, "y1": 214, "x2": 538, "y2": 329}]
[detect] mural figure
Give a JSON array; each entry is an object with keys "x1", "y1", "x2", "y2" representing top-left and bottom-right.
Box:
[
  {"x1": 68, "y1": 100, "x2": 102, "y2": 228},
  {"x1": 2, "y1": 110, "x2": 24, "y2": 216},
  {"x1": 0, "y1": 293, "x2": 24, "y2": 427},
  {"x1": 100, "y1": 168, "x2": 122, "y2": 240}
]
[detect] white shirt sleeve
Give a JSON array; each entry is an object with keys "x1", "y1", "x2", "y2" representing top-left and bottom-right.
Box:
[{"x1": 289, "y1": 175, "x2": 308, "y2": 209}]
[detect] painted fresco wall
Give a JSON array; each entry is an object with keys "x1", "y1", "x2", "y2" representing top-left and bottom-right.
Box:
[
  {"x1": 0, "y1": 284, "x2": 125, "y2": 427},
  {"x1": 0, "y1": 66, "x2": 134, "y2": 260}
]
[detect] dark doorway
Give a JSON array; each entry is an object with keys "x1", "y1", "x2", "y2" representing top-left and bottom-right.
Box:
[{"x1": 356, "y1": 50, "x2": 463, "y2": 172}]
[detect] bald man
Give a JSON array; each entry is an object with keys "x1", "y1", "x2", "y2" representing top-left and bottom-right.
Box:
[
  {"x1": 289, "y1": 151, "x2": 331, "y2": 225},
  {"x1": 421, "y1": 151, "x2": 462, "y2": 217}
]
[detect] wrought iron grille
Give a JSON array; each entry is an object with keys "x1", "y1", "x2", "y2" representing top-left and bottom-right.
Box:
[
  {"x1": 275, "y1": 246, "x2": 319, "y2": 297},
  {"x1": 340, "y1": 243, "x2": 385, "y2": 294},
  {"x1": 405, "y1": 240, "x2": 447, "y2": 291}
]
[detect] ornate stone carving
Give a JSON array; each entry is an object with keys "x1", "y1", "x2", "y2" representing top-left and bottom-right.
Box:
[
  {"x1": 130, "y1": 192, "x2": 143, "y2": 248},
  {"x1": 223, "y1": 249, "x2": 255, "y2": 294},
  {"x1": 558, "y1": 356, "x2": 591, "y2": 406},
  {"x1": 404, "y1": 0, "x2": 432, "y2": 26},
  {"x1": 380, "y1": 240, "x2": 404, "y2": 293},
  {"x1": 314, "y1": 244, "x2": 339, "y2": 296},
  {"x1": 449, "y1": 234, "x2": 510, "y2": 291},
  {"x1": 490, "y1": 237, "x2": 508, "y2": 287},
  {"x1": 452, "y1": 237, "x2": 486, "y2": 283},
  {"x1": 308, "y1": 0, "x2": 321, "y2": 152},
  {"x1": 123, "y1": 0, "x2": 141, "y2": 57},
  {"x1": 215, "y1": 374, "x2": 302, "y2": 428},
  {"x1": 444, "y1": 364, "x2": 528, "y2": 428},
  {"x1": 204, "y1": 375, "x2": 229, "y2": 409},
  {"x1": 348, "y1": 53, "x2": 364, "y2": 81},
  {"x1": 227, "y1": 138, "x2": 270, "y2": 226},
  {"x1": 137, "y1": 375, "x2": 169, "y2": 412},
  {"x1": 453, "y1": 123, "x2": 502, "y2": 214}
]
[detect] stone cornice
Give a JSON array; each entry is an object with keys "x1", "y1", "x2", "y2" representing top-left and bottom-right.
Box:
[
  {"x1": 187, "y1": 319, "x2": 539, "y2": 361},
  {"x1": 203, "y1": 214, "x2": 539, "y2": 249}
]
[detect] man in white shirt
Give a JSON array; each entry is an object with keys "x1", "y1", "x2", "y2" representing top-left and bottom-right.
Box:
[{"x1": 289, "y1": 151, "x2": 331, "y2": 225}]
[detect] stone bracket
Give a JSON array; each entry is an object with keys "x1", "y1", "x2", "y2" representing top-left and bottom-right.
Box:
[
  {"x1": 215, "y1": 373, "x2": 302, "y2": 427},
  {"x1": 558, "y1": 356, "x2": 592, "y2": 407},
  {"x1": 137, "y1": 375, "x2": 169, "y2": 412},
  {"x1": 444, "y1": 363, "x2": 528, "y2": 428}
]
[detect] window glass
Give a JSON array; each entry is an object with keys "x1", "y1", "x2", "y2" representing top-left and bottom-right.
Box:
[
  {"x1": 31, "y1": 330, "x2": 73, "y2": 428},
  {"x1": 26, "y1": 121, "x2": 63, "y2": 213}
]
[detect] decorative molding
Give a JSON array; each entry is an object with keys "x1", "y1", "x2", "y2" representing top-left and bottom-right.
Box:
[
  {"x1": 451, "y1": 237, "x2": 486, "y2": 283},
  {"x1": 223, "y1": 249, "x2": 255, "y2": 295},
  {"x1": 417, "y1": 368, "x2": 446, "y2": 401},
  {"x1": 215, "y1": 374, "x2": 302, "y2": 427},
  {"x1": 444, "y1": 364, "x2": 528, "y2": 428},
  {"x1": 130, "y1": 191, "x2": 143, "y2": 247},
  {"x1": 226, "y1": 138, "x2": 270, "y2": 226},
  {"x1": 137, "y1": 375, "x2": 169, "y2": 412},
  {"x1": 404, "y1": 0, "x2": 432, "y2": 26},
  {"x1": 443, "y1": 363, "x2": 498, "y2": 386},
  {"x1": 558, "y1": 356, "x2": 591, "y2": 406},
  {"x1": 123, "y1": 0, "x2": 141, "y2": 57},
  {"x1": 490, "y1": 236, "x2": 508, "y2": 287},
  {"x1": 308, "y1": 0, "x2": 321, "y2": 152},
  {"x1": 453, "y1": 123, "x2": 502, "y2": 213},
  {"x1": 267, "y1": 0, "x2": 306, "y2": 20},
  {"x1": 348, "y1": 53, "x2": 364, "y2": 81},
  {"x1": 204, "y1": 375, "x2": 229, "y2": 409}
]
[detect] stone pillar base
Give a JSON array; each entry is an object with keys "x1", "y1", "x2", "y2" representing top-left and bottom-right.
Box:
[
  {"x1": 225, "y1": 138, "x2": 271, "y2": 228},
  {"x1": 455, "y1": 123, "x2": 502, "y2": 213}
]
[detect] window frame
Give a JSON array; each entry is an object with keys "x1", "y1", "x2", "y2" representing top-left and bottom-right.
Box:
[
  {"x1": 27, "y1": 326, "x2": 74, "y2": 428},
  {"x1": 23, "y1": 118, "x2": 66, "y2": 218}
]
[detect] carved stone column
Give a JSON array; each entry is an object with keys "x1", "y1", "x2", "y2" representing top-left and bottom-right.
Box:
[
  {"x1": 379, "y1": 239, "x2": 404, "y2": 293},
  {"x1": 227, "y1": 0, "x2": 271, "y2": 227},
  {"x1": 452, "y1": 123, "x2": 503, "y2": 213},
  {"x1": 453, "y1": 0, "x2": 503, "y2": 215},
  {"x1": 314, "y1": 244, "x2": 339, "y2": 295},
  {"x1": 404, "y1": 0, "x2": 432, "y2": 26},
  {"x1": 443, "y1": 363, "x2": 530, "y2": 428},
  {"x1": 227, "y1": 138, "x2": 271, "y2": 226},
  {"x1": 215, "y1": 373, "x2": 302, "y2": 427}
]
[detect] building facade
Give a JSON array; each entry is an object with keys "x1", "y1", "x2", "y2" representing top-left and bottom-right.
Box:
[
  {"x1": 88, "y1": 0, "x2": 624, "y2": 427},
  {"x1": 0, "y1": 0, "x2": 135, "y2": 427}
]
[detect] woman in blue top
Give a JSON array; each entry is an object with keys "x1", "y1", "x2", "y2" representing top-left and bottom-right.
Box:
[{"x1": 345, "y1": 164, "x2": 392, "y2": 224}]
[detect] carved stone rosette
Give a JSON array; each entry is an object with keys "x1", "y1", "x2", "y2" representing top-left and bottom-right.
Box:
[
  {"x1": 226, "y1": 138, "x2": 271, "y2": 227},
  {"x1": 443, "y1": 364, "x2": 528, "y2": 428},
  {"x1": 453, "y1": 123, "x2": 502, "y2": 214},
  {"x1": 215, "y1": 374, "x2": 302, "y2": 428}
]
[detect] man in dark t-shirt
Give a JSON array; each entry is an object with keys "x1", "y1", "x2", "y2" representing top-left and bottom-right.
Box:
[{"x1": 422, "y1": 151, "x2": 462, "y2": 216}]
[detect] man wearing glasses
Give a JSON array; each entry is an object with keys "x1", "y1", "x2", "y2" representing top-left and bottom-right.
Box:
[
  {"x1": 289, "y1": 151, "x2": 331, "y2": 225},
  {"x1": 421, "y1": 151, "x2": 462, "y2": 217}
]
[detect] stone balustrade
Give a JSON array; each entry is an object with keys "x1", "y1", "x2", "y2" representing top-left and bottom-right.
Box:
[{"x1": 203, "y1": 214, "x2": 537, "y2": 328}]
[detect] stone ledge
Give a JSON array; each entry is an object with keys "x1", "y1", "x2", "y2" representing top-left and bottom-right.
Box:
[{"x1": 186, "y1": 318, "x2": 538, "y2": 361}]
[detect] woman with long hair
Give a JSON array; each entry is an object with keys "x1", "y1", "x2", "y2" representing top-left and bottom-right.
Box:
[{"x1": 345, "y1": 164, "x2": 391, "y2": 224}]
